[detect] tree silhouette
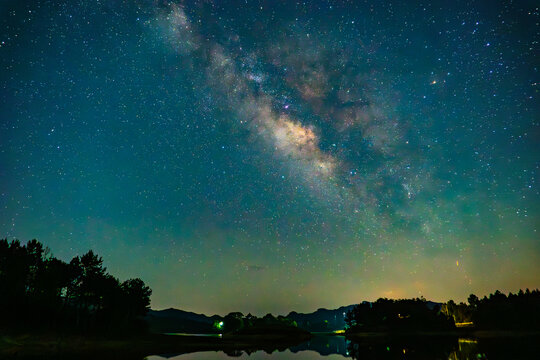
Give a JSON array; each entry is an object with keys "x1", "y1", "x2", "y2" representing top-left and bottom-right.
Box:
[
  {"x1": 467, "y1": 294, "x2": 479, "y2": 307},
  {"x1": 470, "y1": 289, "x2": 540, "y2": 330},
  {"x1": 346, "y1": 298, "x2": 455, "y2": 332},
  {"x1": 0, "y1": 238, "x2": 152, "y2": 334},
  {"x1": 224, "y1": 312, "x2": 244, "y2": 332}
]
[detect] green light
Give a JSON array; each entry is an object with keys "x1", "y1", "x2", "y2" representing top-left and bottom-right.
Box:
[{"x1": 213, "y1": 320, "x2": 224, "y2": 330}]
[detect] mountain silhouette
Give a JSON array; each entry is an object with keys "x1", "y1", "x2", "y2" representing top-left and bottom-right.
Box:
[
  {"x1": 145, "y1": 308, "x2": 221, "y2": 334},
  {"x1": 287, "y1": 305, "x2": 356, "y2": 332}
]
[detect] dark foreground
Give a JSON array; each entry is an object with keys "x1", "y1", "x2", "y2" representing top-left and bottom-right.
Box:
[
  {"x1": 0, "y1": 332, "x2": 311, "y2": 359},
  {"x1": 2, "y1": 331, "x2": 540, "y2": 360}
]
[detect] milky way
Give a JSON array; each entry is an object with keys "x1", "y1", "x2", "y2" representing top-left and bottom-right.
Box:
[{"x1": 1, "y1": 1, "x2": 538, "y2": 315}]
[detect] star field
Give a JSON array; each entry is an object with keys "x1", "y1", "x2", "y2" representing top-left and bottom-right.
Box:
[{"x1": 1, "y1": 0, "x2": 538, "y2": 315}]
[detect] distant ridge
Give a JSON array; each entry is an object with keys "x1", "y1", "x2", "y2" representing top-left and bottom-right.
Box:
[
  {"x1": 146, "y1": 301, "x2": 442, "y2": 334},
  {"x1": 145, "y1": 308, "x2": 220, "y2": 334},
  {"x1": 424, "y1": 301, "x2": 442, "y2": 310},
  {"x1": 145, "y1": 306, "x2": 357, "y2": 334},
  {"x1": 287, "y1": 305, "x2": 356, "y2": 332}
]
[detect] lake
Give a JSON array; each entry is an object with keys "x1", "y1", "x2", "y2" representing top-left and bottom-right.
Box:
[
  {"x1": 7, "y1": 333, "x2": 538, "y2": 359},
  {"x1": 145, "y1": 334, "x2": 539, "y2": 360}
]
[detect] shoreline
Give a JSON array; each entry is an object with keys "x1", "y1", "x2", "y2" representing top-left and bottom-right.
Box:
[
  {"x1": 2, "y1": 330, "x2": 539, "y2": 357},
  {"x1": 0, "y1": 332, "x2": 312, "y2": 357}
]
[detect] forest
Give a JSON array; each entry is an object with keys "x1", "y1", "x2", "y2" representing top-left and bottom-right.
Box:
[
  {"x1": 345, "y1": 290, "x2": 540, "y2": 333},
  {"x1": 0, "y1": 238, "x2": 151, "y2": 334},
  {"x1": 442, "y1": 289, "x2": 540, "y2": 330},
  {"x1": 345, "y1": 298, "x2": 454, "y2": 332},
  {"x1": 217, "y1": 312, "x2": 304, "y2": 335}
]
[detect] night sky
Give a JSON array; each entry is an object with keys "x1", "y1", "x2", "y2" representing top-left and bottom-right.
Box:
[{"x1": 1, "y1": 0, "x2": 539, "y2": 315}]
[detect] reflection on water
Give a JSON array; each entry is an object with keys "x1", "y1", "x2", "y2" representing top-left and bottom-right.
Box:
[
  {"x1": 7, "y1": 334, "x2": 538, "y2": 360},
  {"x1": 163, "y1": 333, "x2": 223, "y2": 337},
  {"x1": 289, "y1": 334, "x2": 349, "y2": 356},
  {"x1": 147, "y1": 334, "x2": 540, "y2": 360},
  {"x1": 147, "y1": 350, "x2": 345, "y2": 359},
  {"x1": 346, "y1": 335, "x2": 458, "y2": 359},
  {"x1": 448, "y1": 338, "x2": 484, "y2": 360}
]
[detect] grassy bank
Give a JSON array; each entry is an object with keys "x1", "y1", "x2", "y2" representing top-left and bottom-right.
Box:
[{"x1": 0, "y1": 332, "x2": 312, "y2": 358}]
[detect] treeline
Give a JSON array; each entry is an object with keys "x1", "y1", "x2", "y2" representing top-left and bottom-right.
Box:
[
  {"x1": 346, "y1": 290, "x2": 540, "y2": 333},
  {"x1": 0, "y1": 238, "x2": 151, "y2": 334},
  {"x1": 442, "y1": 289, "x2": 540, "y2": 330},
  {"x1": 345, "y1": 298, "x2": 454, "y2": 332},
  {"x1": 218, "y1": 312, "x2": 302, "y2": 335}
]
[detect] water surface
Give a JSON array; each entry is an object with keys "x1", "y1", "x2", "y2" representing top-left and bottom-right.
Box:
[{"x1": 146, "y1": 334, "x2": 539, "y2": 359}]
